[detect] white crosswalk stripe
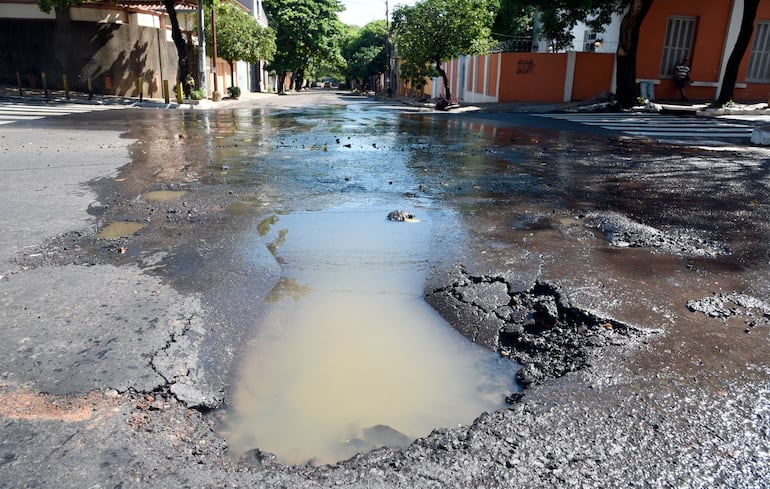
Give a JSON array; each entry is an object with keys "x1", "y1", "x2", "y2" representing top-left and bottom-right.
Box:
[
  {"x1": 534, "y1": 112, "x2": 754, "y2": 146},
  {"x1": 0, "y1": 101, "x2": 119, "y2": 125}
]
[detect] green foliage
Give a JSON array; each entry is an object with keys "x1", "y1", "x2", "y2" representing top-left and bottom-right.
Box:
[
  {"x1": 492, "y1": 0, "x2": 535, "y2": 41},
  {"x1": 227, "y1": 86, "x2": 241, "y2": 98},
  {"x1": 508, "y1": 0, "x2": 628, "y2": 51},
  {"x1": 36, "y1": 0, "x2": 78, "y2": 14},
  {"x1": 399, "y1": 61, "x2": 439, "y2": 91},
  {"x1": 342, "y1": 20, "x2": 388, "y2": 82},
  {"x1": 205, "y1": 0, "x2": 276, "y2": 66},
  {"x1": 392, "y1": 0, "x2": 499, "y2": 99},
  {"x1": 263, "y1": 0, "x2": 345, "y2": 90},
  {"x1": 191, "y1": 88, "x2": 205, "y2": 100}
]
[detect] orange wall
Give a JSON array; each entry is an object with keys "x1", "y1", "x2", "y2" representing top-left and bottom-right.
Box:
[
  {"x1": 572, "y1": 53, "x2": 614, "y2": 100},
  {"x1": 498, "y1": 53, "x2": 567, "y2": 102},
  {"x1": 488, "y1": 53, "x2": 499, "y2": 97},
  {"x1": 638, "y1": 0, "x2": 731, "y2": 100}
]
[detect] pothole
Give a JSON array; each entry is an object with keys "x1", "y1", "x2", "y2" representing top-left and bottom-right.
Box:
[
  {"x1": 219, "y1": 207, "x2": 519, "y2": 465},
  {"x1": 426, "y1": 265, "x2": 658, "y2": 387}
]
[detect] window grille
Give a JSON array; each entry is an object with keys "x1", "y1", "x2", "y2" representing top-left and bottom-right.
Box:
[
  {"x1": 583, "y1": 30, "x2": 597, "y2": 52},
  {"x1": 747, "y1": 21, "x2": 770, "y2": 82},
  {"x1": 659, "y1": 16, "x2": 697, "y2": 77}
]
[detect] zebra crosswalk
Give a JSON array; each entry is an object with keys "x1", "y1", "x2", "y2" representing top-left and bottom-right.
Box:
[
  {"x1": 534, "y1": 112, "x2": 755, "y2": 146},
  {"x1": 0, "y1": 100, "x2": 119, "y2": 125}
]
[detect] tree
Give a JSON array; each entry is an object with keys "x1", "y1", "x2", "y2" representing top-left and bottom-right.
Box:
[
  {"x1": 491, "y1": 0, "x2": 535, "y2": 50},
  {"x1": 263, "y1": 0, "x2": 345, "y2": 93},
  {"x1": 392, "y1": 0, "x2": 499, "y2": 104},
  {"x1": 37, "y1": 0, "x2": 192, "y2": 86},
  {"x1": 717, "y1": 0, "x2": 761, "y2": 106},
  {"x1": 614, "y1": 0, "x2": 654, "y2": 108},
  {"x1": 205, "y1": 0, "x2": 275, "y2": 88},
  {"x1": 342, "y1": 20, "x2": 388, "y2": 89}
]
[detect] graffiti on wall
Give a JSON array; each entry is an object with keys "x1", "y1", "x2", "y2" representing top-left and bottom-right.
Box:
[{"x1": 516, "y1": 59, "x2": 535, "y2": 74}]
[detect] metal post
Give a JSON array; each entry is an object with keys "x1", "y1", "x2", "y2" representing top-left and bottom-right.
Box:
[
  {"x1": 211, "y1": 6, "x2": 219, "y2": 96},
  {"x1": 163, "y1": 79, "x2": 170, "y2": 104},
  {"x1": 41, "y1": 72, "x2": 49, "y2": 98},
  {"x1": 63, "y1": 74, "x2": 70, "y2": 99},
  {"x1": 138, "y1": 77, "x2": 143, "y2": 102},
  {"x1": 16, "y1": 71, "x2": 23, "y2": 96},
  {"x1": 175, "y1": 82, "x2": 183, "y2": 103},
  {"x1": 386, "y1": 0, "x2": 391, "y2": 97}
]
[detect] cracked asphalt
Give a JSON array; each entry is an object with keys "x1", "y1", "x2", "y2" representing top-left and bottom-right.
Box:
[{"x1": 0, "y1": 91, "x2": 769, "y2": 487}]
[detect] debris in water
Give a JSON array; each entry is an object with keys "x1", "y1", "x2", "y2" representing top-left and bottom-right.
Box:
[{"x1": 387, "y1": 210, "x2": 415, "y2": 222}]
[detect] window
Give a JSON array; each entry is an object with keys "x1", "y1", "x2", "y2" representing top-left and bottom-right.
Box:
[
  {"x1": 583, "y1": 30, "x2": 598, "y2": 52},
  {"x1": 747, "y1": 22, "x2": 770, "y2": 82},
  {"x1": 659, "y1": 16, "x2": 697, "y2": 77}
]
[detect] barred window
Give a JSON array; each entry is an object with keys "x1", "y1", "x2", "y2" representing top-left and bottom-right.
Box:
[
  {"x1": 659, "y1": 16, "x2": 697, "y2": 78},
  {"x1": 747, "y1": 22, "x2": 770, "y2": 82},
  {"x1": 583, "y1": 30, "x2": 597, "y2": 52}
]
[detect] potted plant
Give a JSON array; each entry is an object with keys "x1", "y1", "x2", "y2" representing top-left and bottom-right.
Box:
[{"x1": 227, "y1": 86, "x2": 241, "y2": 99}]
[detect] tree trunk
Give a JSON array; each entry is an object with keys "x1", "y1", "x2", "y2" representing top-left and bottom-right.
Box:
[
  {"x1": 717, "y1": 0, "x2": 761, "y2": 106},
  {"x1": 294, "y1": 68, "x2": 304, "y2": 92},
  {"x1": 615, "y1": 0, "x2": 654, "y2": 109},
  {"x1": 229, "y1": 60, "x2": 235, "y2": 88},
  {"x1": 435, "y1": 60, "x2": 450, "y2": 100},
  {"x1": 162, "y1": 0, "x2": 189, "y2": 85},
  {"x1": 278, "y1": 70, "x2": 287, "y2": 94}
]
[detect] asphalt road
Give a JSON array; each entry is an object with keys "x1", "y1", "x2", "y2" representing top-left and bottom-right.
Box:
[{"x1": 0, "y1": 91, "x2": 768, "y2": 487}]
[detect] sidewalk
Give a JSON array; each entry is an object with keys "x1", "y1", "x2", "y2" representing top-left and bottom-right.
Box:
[
  {"x1": 4, "y1": 84, "x2": 770, "y2": 119},
  {"x1": 0, "y1": 84, "x2": 278, "y2": 110}
]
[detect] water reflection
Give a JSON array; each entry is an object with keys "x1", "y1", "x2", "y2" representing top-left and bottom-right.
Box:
[{"x1": 222, "y1": 206, "x2": 517, "y2": 465}]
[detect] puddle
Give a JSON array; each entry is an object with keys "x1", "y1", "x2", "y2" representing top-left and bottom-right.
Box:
[
  {"x1": 557, "y1": 216, "x2": 584, "y2": 227},
  {"x1": 95, "y1": 222, "x2": 145, "y2": 239},
  {"x1": 142, "y1": 190, "x2": 187, "y2": 202},
  {"x1": 222, "y1": 206, "x2": 517, "y2": 465}
]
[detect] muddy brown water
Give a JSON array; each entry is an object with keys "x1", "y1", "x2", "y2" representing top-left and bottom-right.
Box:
[{"x1": 222, "y1": 206, "x2": 517, "y2": 464}]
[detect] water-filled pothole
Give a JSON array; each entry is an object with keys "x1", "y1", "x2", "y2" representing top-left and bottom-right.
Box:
[
  {"x1": 95, "y1": 222, "x2": 145, "y2": 239},
  {"x1": 221, "y1": 206, "x2": 518, "y2": 465},
  {"x1": 142, "y1": 190, "x2": 187, "y2": 202}
]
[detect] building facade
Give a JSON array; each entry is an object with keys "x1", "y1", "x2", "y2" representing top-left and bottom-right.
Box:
[
  {"x1": 429, "y1": 0, "x2": 770, "y2": 104},
  {"x1": 0, "y1": 0, "x2": 271, "y2": 98}
]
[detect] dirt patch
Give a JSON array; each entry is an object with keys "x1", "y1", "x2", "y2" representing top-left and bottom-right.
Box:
[{"x1": 0, "y1": 386, "x2": 119, "y2": 422}]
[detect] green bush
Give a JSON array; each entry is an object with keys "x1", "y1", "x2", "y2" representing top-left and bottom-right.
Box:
[
  {"x1": 227, "y1": 86, "x2": 241, "y2": 99},
  {"x1": 190, "y1": 88, "x2": 204, "y2": 100}
]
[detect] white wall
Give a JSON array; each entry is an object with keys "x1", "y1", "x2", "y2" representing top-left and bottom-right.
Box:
[{"x1": 0, "y1": 3, "x2": 55, "y2": 19}]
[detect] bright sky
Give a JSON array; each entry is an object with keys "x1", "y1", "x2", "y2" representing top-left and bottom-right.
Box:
[{"x1": 338, "y1": 0, "x2": 418, "y2": 27}]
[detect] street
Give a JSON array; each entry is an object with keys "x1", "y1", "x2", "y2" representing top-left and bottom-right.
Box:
[{"x1": 0, "y1": 90, "x2": 768, "y2": 487}]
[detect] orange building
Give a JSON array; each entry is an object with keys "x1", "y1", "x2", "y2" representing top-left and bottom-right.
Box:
[{"x1": 434, "y1": 0, "x2": 770, "y2": 104}]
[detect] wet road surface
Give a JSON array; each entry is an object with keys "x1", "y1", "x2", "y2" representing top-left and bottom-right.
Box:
[{"x1": 1, "y1": 91, "x2": 769, "y2": 486}]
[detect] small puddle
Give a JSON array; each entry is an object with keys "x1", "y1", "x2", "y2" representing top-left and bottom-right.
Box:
[
  {"x1": 142, "y1": 190, "x2": 187, "y2": 202},
  {"x1": 95, "y1": 222, "x2": 145, "y2": 239},
  {"x1": 222, "y1": 206, "x2": 518, "y2": 465}
]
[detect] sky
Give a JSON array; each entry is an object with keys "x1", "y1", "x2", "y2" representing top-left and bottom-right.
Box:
[{"x1": 338, "y1": 0, "x2": 418, "y2": 27}]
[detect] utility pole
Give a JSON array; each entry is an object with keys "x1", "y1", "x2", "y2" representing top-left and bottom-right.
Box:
[
  {"x1": 211, "y1": 5, "x2": 220, "y2": 99},
  {"x1": 386, "y1": 0, "x2": 391, "y2": 97},
  {"x1": 197, "y1": 1, "x2": 207, "y2": 97}
]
